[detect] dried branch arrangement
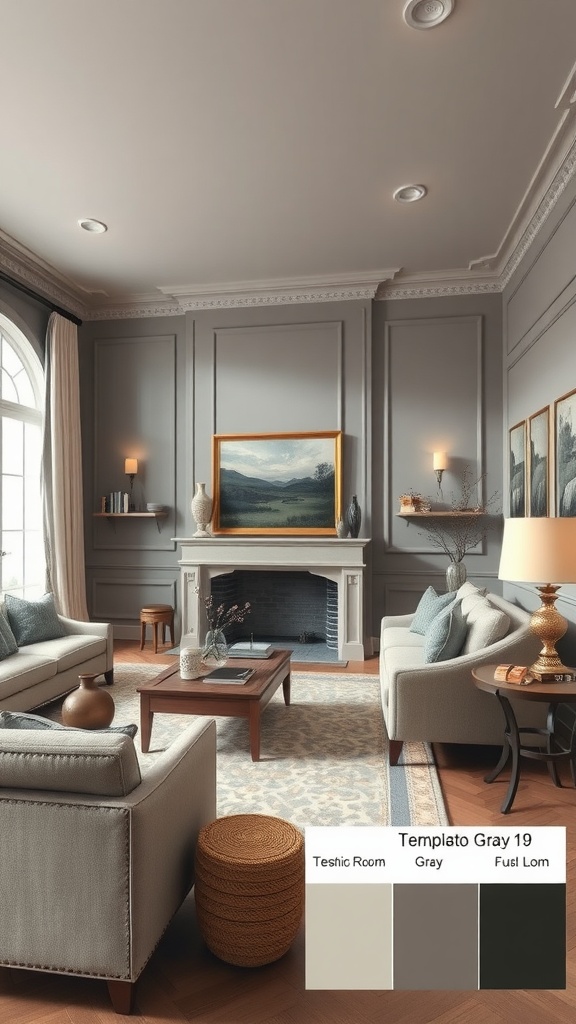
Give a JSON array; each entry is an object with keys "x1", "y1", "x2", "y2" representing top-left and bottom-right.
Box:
[{"x1": 416, "y1": 467, "x2": 501, "y2": 563}]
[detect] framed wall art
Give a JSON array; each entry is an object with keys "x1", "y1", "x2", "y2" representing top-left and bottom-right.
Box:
[
  {"x1": 528, "y1": 406, "x2": 549, "y2": 517},
  {"x1": 555, "y1": 387, "x2": 576, "y2": 516},
  {"x1": 211, "y1": 430, "x2": 342, "y2": 535},
  {"x1": 508, "y1": 420, "x2": 526, "y2": 517}
]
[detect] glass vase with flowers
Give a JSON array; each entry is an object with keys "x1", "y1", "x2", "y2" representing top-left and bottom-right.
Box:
[{"x1": 201, "y1": 596, "x2": 251, "y2": 667}]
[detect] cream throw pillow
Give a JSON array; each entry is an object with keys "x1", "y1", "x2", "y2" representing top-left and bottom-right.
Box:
[{"x1": 461, "y1": 599, "x2": 510, "y2": 654}]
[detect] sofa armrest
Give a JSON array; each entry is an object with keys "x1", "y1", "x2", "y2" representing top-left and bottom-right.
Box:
[
  {"x1": 381, "y1": 613, "x2": 414, "y2": 630},
  {"x1": 58, "y1": 615, "x2": 114, "y2": 673}
]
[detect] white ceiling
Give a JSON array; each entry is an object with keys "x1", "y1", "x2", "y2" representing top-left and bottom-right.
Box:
[{"x1": 2, "y1": 0, "x2": 576, "y2": 317}]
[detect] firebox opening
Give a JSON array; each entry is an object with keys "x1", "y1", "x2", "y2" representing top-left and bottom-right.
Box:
[{"x1": 210, "y1": 570, "x2": 338, "y2": 649}]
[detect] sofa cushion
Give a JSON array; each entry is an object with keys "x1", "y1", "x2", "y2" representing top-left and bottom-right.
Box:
[
  {"x1": 381, "y1": 627, "x2": 426, "y2": 649},
  {"x1": 0, "y1": 651, "x2": 58, "y2": 700},
  {"x1": 0, "y1": 611, "x2": 18, "y2": 660},
  {"x1": 410, "y1": 587, "x2": 456, "y2": 635},
  {"x1": 461, "y1": 599, "x2": 511, "y2": 654},
  {"x1": 5, "y1": 593, "x2": 65, "y2": 646},
  {"x1": 424, "y1": 601, "x2": 467, "y2": 663},
  {"x1": 0, "y1": 730, "x2": 141, "y2": 796},
  {"x1": 22, "y1": 633, "x2": 107, "y2": 672},
  {"x1": 0, "y1": 710, "x2": 138, "y2": 739},
  {"x1": 457, "y1": 582, "x2": 489, "y2": 618}
]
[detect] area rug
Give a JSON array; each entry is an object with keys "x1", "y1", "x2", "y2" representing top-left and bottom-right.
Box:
[{"x1": 46, "y1": 665, "x2": 448, "y2": 828}]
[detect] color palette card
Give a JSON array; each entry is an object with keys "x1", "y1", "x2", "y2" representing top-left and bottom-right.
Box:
[{"x1": 305, "y1": 826, "x2": 566, "y2": 991}]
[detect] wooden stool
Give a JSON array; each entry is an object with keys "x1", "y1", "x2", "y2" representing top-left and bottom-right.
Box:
[
  {"x1": 139, "y1": 604, "x2": 174, "y2": 653},
  {"x1": 194, "y1": 813, "x2": 304, "y2": 967}
]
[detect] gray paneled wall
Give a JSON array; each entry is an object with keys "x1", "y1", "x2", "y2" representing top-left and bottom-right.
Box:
[
  {"x1": 80, "y1": 301, "x2": 371, "y2": 638},
  {"x1": 503, "y1": 174, "x2": 576, "y2": 663},
  {"x1": 371, "y1": 293, "x2": 504, "y2": 637}
]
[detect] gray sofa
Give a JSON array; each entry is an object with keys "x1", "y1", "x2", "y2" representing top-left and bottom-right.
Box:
[
  {"x1": 0, "y1": 718, "x2": 217, "y2": 1014},
  {"x1": 0, "y1": 614, "x2": 114, "y2": 712},
  {"x1": 379, "y1": 586, "x2": 545, "y2": 764}
]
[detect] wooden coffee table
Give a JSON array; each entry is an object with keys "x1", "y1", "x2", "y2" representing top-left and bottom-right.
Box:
[{"x1": 137, "y1": 649, "x2": 292, "y2": 761}]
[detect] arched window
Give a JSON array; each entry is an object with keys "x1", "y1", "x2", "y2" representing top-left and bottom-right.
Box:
[{"x1": 0, "y1": 313, "x2": 44, "y2": 599}]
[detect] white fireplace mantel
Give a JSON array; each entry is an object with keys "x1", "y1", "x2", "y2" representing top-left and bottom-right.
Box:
[{"x1": 173, "y1": 537, "x2": 370, "y2": 661}]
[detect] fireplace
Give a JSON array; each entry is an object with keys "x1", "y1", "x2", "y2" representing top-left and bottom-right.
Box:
[{"x1": 174, "y1": 537, "x2": 369, "y2": 661}]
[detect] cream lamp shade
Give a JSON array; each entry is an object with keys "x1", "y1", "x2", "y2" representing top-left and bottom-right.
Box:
[
  {"x1": 498, "y1": 518, "x2": 576, "y2": 584},
  {"x1": 433, "y1": 451, "x2": 448, "y2": 472},
  {"x1": 498, "y1": 517, "x2": 576, "y2": 680},
  {"x1": 124, "y1": 458, "x2": 138, "y2": 476}
]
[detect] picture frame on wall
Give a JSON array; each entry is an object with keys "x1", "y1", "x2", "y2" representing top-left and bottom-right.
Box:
[
  {"x1": 508, "y1": 420, "x2": 526, "y2": 517},
  {"x1": 555, "y1": 387, "x2": 576, "y2": 516},
  {"x1": 211, "y1": 430, "x2": 342, "y2": 535},
  {"x1": 528, "y1": 406, "x2": 549, "y2": 517}
]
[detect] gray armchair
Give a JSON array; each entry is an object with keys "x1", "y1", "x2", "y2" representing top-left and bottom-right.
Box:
[{"x1": 0, "y1": 718, "x2": 216, "y2": 1014}]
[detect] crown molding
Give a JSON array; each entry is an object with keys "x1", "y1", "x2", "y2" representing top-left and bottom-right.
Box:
[
  {"x1": 0, "y1": 229, "x2": 86, "y2": 317},
  {"x1": 377, "y1": 269, "x2": 502, "y2": 300},
  {"x1": 156, "y1": 270, "x2": 400, "y2": 311}
]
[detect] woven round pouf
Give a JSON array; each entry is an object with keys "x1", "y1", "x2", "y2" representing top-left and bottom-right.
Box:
[{"x1": 194, "y1": 814, "x2": 304, "y2": 967}]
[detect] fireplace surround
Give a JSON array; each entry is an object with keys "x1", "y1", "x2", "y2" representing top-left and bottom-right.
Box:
[{"x1": 174, "y1": 538, "x2": 370, "y2": 661}]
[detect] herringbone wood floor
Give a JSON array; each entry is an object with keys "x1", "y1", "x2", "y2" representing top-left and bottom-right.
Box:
[{"x1": 1, "y1": 641, "x2": 574, "y2": 1022}]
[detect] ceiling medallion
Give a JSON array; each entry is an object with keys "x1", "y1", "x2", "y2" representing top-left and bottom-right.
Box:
[
  {"x1": 403, "y1": 0, "x2": 454, "y2": 30},
  {"x1": 393, "y1": 184, "x2": 427, "y2": 203},
  {"x1": 78, "y1": 218, "x2": 108, "y2": 233}
]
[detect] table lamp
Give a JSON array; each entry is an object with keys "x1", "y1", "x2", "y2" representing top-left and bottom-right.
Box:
[{"x1": 498, "y1": 517, "x2": 576, "y2": 681}]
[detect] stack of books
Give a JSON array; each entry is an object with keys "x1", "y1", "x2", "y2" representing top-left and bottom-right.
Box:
[{"x1": 228, "y1": 641, "x2": 273, "y2": 659}]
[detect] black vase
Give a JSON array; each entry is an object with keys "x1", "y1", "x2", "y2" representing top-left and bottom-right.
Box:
[{"x1": 345, "y1": 495, "x2": 362, "y2": 538}]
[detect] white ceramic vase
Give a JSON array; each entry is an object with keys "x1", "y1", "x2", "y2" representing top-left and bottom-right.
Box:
[
  {"x1": 179, "y1": 646, "x2": 205, "y2": 680},
  {"x1": 191, "y1": 482, "x2": 213, "y2": 538}
]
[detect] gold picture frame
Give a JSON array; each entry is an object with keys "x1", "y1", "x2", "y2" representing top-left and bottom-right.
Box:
[
  {"x1": 555, "y1": 386, "x2": 576, "y2": 516},
  {"x1": 508, "y1": 420, "x2": 526, "y2": 517},
  {"x1": 211, "y1": 430, "x2": 342, "y2": 535},
  {"x1": 527, "y1": 406, "x2": 549, "y2": 517}
]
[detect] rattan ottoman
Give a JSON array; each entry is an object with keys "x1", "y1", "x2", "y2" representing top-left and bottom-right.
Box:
[{"x1": 194, "y1": 813, "x2": 304, "y2": 967}]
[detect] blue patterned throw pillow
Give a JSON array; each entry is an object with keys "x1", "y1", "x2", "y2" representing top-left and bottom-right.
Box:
[
  {"x1": 0, "y1": 710, "x2": 138, "y2": 739},
  {"x1": 410, "y1": 586, "x2": 456, "y2": 635},
  {"x1": 5, "y1": 593, "x2": 66, "y2": 646},
  {"x1": 424, "y1": 601, "x2": 467, "y2": 663},
  {"x1": 0, "y1": 610, "x2": 18, "y2": 660}
]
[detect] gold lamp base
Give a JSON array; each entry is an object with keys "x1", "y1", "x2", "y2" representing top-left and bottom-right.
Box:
[{"x1": 528, "y1": 585, "x2": 576, "y2": 682}]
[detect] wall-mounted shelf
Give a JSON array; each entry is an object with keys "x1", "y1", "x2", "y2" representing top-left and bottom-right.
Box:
[
  {"x1": 396, "y1": 510, "x2": 484, "y2": 519},
  {"x1": 93, "y1": 512, "x2": 168, "y2": 533}
]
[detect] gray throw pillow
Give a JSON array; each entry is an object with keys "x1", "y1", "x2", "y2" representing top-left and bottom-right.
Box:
[
  {"x1": 424, "y1": 601, "x2": 467, "y2": 663},
  {"x1": 0, "y1": 709, "x2": 138, "y2": 739},
  {"x1": 410, "y1": 586, "x2": 456, "y2": 635},
  {"x1": 5, "y1": 593, "x2": 66, "y2": 646},
  {"x1": 0, "y1": 610, "x2": 18, "y2": 660}
]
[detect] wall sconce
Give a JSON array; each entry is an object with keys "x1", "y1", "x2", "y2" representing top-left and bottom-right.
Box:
[
  {"x1": 433, "y1": 451, "x2": 448, "y2": 487},
  {"x1": 125, "y1": 458, "x2": 138, "y2": 510}
]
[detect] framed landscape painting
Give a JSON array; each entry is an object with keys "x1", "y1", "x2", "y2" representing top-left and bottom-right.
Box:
[
  {"x1": 211, "y1": 431, "x2": 342, "y2": 535},
  {"x1": 508, "y1": 421, "x2": 526, "y2": 517},
  {"x1": 528, "y1": 406, "x2": 549, "y2": 517},
  {"x1": 555, "y1": 387, "x2": 576, "y2": 516}
]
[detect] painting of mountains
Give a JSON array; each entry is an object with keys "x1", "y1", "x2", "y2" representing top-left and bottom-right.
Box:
[{"x1": 212, "y1": 431, "x2": 342, "y2": 534}]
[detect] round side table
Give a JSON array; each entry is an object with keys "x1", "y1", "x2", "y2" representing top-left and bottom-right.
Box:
[
  {"x1": 472, "y1": 664, "x2": 576, "y2": 813},
  {"x1": 139, "y1": 604, "x2": 174, "y2": 653}
]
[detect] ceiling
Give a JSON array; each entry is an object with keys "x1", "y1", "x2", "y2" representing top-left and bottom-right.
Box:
[{"x1": 2, "y1": 0, "x2": 576, "y2": 318}]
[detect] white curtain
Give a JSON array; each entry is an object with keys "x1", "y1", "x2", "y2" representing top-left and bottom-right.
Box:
[{"x1": 42, "y1": 312, "x2": 89, "y2": 620}]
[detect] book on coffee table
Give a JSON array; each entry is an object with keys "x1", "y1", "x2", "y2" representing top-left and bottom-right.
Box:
[
  {"x1": 202, "y1": 666, "x2": 255, "y2": 684},
  {"x1": 228, "y1": 641, "x2": 273, "y2": 659}
]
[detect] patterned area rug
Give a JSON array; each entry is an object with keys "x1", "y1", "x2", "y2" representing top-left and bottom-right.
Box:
[{"x1": 47, "y1": 665, "x2": 448, "y2": 828}]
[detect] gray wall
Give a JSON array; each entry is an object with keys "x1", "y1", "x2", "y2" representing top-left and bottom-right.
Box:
[
  {"x1": 0, "y1": 279, "x2": 49, "y2": 363},
  {"x1": 79, "y1": 300, "x2": 371, "y2": 638},
  {"x1": 502, "y1": 176, "x2": 576, "y2": 664},
  {"x1": 371, "y1": 293, "x2": 504, "y2": 635}
]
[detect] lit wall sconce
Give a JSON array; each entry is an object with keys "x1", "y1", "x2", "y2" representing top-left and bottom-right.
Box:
[
  {"x1": 433, "y1": 451, "x2": 448, "y2": 487},
  {"x1": 125, "y1": 458, "x2": 138, "y2": 510}
]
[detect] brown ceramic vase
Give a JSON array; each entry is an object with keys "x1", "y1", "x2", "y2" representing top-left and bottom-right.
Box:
[{"x1": 61, "y1": 673, "x2": 115, "y2": 729}]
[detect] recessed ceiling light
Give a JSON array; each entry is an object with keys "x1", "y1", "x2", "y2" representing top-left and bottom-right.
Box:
[
  {"x1": 78, "y1": 218, "x2": 108, "y2": 233},
  {"x1": 403, "y1": 0, "x2": 454, "y2": 30},
  {"x1": 393, "y1": 184, "x2": 428, "y2": 203}
]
